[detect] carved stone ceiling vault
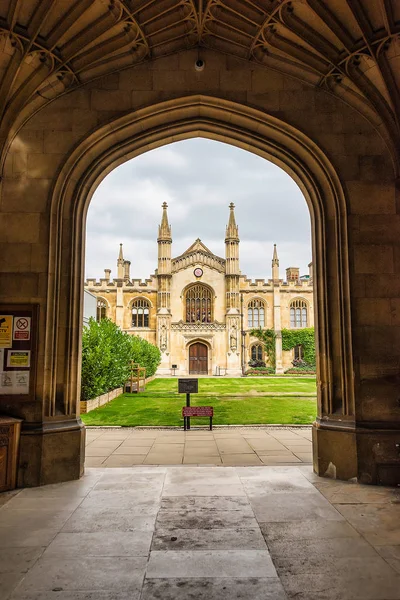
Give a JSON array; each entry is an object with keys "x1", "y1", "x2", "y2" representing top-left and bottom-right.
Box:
[{"x1": 0, "y1": 0, "x2": 399, "y2": 165}]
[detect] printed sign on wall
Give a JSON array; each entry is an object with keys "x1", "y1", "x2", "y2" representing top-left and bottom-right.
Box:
[
  {"x1": 0, "y1": 371, "x2": 30, "y2": 395},
  {"x1": 13, "y1": 317, "x2": 31, "y2": 341},
  {"x1": 0, "y1": 305, "x2": 38, "y2": 398},
  {"x1": 7, "y1": 351, "x2": 31, "y2": 368},
  {"x1": 0, "y1": 316, "x2": 13, "y2": 348}
]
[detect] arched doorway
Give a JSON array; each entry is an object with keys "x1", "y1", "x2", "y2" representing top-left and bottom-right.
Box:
[
  {"x1": 189, "y1": 342, "x2": 208, "y2": 375},
  {"x1": 48, "y1": 96, "x2": 356, "y2": 480},
  {"x1": 8, "y1": 89, "x2": 396, "y2": 485}
]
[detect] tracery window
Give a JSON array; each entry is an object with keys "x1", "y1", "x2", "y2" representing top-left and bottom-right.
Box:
[
  {"x1": 251, "y1": 344, "x2": 263, "y2": 362},
  {"x1": 96, "y1": 299, "x2": 107, "y2": 321},
  {"x1": 290, "y1": 299, "x2": 308, "y2": 328},
  {"x1": 248, "y1": 299, "x2": 265, "y2": 328},
  {"x1": 185, "y1": 285, "x2": 212, "y2": 323},
  {"x1": 132, "y1": 298, "x2": 150, "y2": 328}
]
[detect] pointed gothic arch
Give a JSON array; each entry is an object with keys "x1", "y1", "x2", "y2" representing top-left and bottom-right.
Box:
[{"x1": 45, "y1": 95, "x2": 354, "y2": 480}]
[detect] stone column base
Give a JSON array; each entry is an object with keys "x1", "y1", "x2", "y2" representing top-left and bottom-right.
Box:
[
  {"x1": 226, "y1": 369, "x2": 242, "y2": 376},
  {"x1": 313, "y1": 421, "x2": 400, "y2": 485},
  {"x1": 156, "y1": 367, "x2": 173, "y2": 376},
  {"x1": 17, "y1": 419, "x2": 85, "y2": 487},
  {"x1": 312, "y1": 422, "x2": 357, "y2": 481}
]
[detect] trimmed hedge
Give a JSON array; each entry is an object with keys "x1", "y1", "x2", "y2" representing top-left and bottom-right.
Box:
[{"x1": 81, "y1": 318, "x2": 161, "y2": 401}]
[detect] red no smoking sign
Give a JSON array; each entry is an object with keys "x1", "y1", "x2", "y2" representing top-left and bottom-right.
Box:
[{"x1": 13, "y1": 317, "x2": 31, "y2": 340}]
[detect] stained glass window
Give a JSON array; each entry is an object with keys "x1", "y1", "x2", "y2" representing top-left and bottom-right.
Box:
[{"x1": 185, "y1": 285, "x2": 212, "y2": 323}]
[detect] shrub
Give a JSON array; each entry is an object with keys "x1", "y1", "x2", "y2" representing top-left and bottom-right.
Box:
[
  {"x1": 245, "y1": 366, "x2": 275, "y2": 376},
  {"x1": 248, "y1": 359, "x2": 266, "y2": 368},
  {"x1": 284, "y1": 359, "x2": 316, "y2": 375},
  {"x1": 81, "y1": 318, "x2": 161, "y2": 400}
]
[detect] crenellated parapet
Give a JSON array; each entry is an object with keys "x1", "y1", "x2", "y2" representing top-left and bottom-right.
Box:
[{"x1": 84, "y1": 277, "x2": 157, "y2": 290}]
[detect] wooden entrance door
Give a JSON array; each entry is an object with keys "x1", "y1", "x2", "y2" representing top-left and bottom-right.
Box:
[{"x1": 189, "y1": 343, "x2": 208, "y2": 374}]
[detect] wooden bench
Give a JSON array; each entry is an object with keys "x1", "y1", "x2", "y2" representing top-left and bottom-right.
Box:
[{"x1": 182, "y1": 406, "x2": 213, "y2": 431}]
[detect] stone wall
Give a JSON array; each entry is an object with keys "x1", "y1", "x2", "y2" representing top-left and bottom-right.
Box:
[
  {"x1": 80, "y1": 374, "x2": 157, "y2": 414},
  {"x1": 1, "y1": 47, "x2": 399, "y2": 484},
  {"x1": 80, "y1": 387, "x2": 123, "y2": 415}
]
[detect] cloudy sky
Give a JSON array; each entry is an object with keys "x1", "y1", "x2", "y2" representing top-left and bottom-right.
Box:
[{"x1": 85, "y1": 139, "x2": 312, "y2": 281}]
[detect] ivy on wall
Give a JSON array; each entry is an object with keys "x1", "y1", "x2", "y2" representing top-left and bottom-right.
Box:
[
  {"x1": 281, "y1": 327, "x2": 316, "y2": 365},
  {"x1": 250, "y1": 328, "x2": 277, "y2": 368}
]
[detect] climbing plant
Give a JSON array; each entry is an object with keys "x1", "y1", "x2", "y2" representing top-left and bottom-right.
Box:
[
  {"x1": 250, "y1": 328, "x2": 276, "y2": 368},
  {"x1": 281, "y1": 327, "x2": 316, "y2": 366}
]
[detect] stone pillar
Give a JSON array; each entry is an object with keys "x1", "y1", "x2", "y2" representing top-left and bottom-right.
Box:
[
  {"x1": 156, "y1": 203, "x2": 172, "y2": 374},
  {"x1": 226, "y1": 314, "x2": 241, "y2": 375},
  {"x1": 225, "y1": 203, "x2": 241, "y2": 374},
  {"x1": 271, "y1": 245, "x2": 284, "y2": 374},
  {"x1": 273, "y1": 287, "x2": 284, "y2": 374},
  {"x1": 115, "y1": 281, "x2": 124, "y2": 328}
]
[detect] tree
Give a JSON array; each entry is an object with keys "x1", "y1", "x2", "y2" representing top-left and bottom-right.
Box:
[{"x1": 81, "y1": 318, "x2": 161, "y2": 400}]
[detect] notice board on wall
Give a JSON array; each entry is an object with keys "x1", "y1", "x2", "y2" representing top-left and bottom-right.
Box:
[{"x1": 0, "y1": 305, "x2": 38, "y2": 399}]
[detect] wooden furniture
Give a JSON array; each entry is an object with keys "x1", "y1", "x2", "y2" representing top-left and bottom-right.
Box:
[
  {"x1": 124, "y1": 362, "x2": 146, "y2": 393},
  {"x1": 0, "y1": 416, "x2": 22, "y2": 491},
  {"x1": 182, "y1": 406, "x2": 213, "y2": 431}
]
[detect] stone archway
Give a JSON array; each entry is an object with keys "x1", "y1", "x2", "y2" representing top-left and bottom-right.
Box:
[{"x1": 48, "y1": 95, "x2": 354, "y2": 481}]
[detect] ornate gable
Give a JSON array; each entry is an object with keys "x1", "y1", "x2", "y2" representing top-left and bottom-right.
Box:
[{"x1": 172, "y1": 239, "x2": 225, "y2": 274}]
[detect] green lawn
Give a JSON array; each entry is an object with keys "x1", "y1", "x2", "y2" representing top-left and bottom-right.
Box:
[{"x1": 81, "y1": 377, "x2": 317, "y2": 427}]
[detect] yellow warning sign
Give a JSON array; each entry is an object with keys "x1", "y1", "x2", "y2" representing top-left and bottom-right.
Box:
[
  {"x1": 7, "y1": 350, "x2": 30, "y2": 368},
  {"x1": 0, "y1": 316, "x2": 13, "y2": 348}
]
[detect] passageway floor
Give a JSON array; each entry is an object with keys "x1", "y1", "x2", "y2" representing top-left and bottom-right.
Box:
[
  {"x1": 1, "y1": 465, "x2": 400, "y2": 599},
  {"x1": 85, "y1": 426, "x2": 313, "y2": 467}
]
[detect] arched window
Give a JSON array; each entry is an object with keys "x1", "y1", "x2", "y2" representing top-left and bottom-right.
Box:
[
  {"x1": 248, "y1": 299, "x2": 265, "y2": 328},
  {"x1": 251, "y1": 344, "x2": 263, "y2": 361},
  {"x1": 294, "y1": 344, "x2": 303, "y2": 360},
  {"x1": 132, "y1": 298, "x2": 150, "y2": 328},
  {"x1": 290, "y1": 299, "x2": 308, "y2": 328},
  {"x1": 97, "y1": 299, "x2": 107, "y2": 321},
  {"x1": 185, "y1": 285, "x2": 213, "y2": 323}
]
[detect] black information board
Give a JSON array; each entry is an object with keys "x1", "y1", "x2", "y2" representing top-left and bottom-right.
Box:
[
  {"x1": 178, "y1": 378, "x2": 198, "y2": 394},
  {"x1": 0, "y1": 304, "x2": 38, "y2": 400}
]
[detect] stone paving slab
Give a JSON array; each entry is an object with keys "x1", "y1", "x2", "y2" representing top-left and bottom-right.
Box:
[
  {"x1": 140, "y1": 578, "x2": 289, "y2": 600},
  {"x1": 85, "y1": 426, "x2": 313, "y2": 467},
  {"x1": 1, "y1": 466, "x2": 400, "y2": 600}
]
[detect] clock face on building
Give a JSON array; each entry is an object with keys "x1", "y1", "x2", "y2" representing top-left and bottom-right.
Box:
[{"x1": 194, "y1": 268, "x2": 203, "y2": 278}]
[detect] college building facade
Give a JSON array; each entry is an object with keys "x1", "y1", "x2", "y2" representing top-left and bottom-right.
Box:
[{"x1": 85, "y1": 203, "x2": 314, "y2": 376}]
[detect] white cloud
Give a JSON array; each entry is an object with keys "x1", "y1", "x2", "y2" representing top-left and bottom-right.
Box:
[{"x1": 85, "y1": 138, "x2": 312, "y2": 281}]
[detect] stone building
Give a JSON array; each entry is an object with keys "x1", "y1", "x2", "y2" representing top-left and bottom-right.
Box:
[
  {"x1": 85, "y1": 203, "x2": 313, "y2": 376},
  {"x1": 1, "y1": 0, "x2": 399, "y2": 486}
]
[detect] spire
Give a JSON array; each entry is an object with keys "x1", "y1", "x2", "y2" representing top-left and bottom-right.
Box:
[
  {"x1": 117, "y1": 243, "x2": 124, "y2": 278},
  {"x1": 225, "y1": 202, "x2": 239, "y2": 241},
  {"x1": 272, "y1": 244, "x2": 280, "y2": 282},
  {"x1": 158, "y1": 202, "x2": 172, "y2": 241},
  {"x1": 272, "y1": 243, "x2": 279, "y2": 266}
]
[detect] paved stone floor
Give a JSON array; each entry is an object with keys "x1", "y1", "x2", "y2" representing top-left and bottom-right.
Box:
[
  {"x1": 85, "y1": 426, "x2": 313, "y2": 467},
  {"x1": 1, "y1": 465, "x2": 400, "y2": 599}
]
